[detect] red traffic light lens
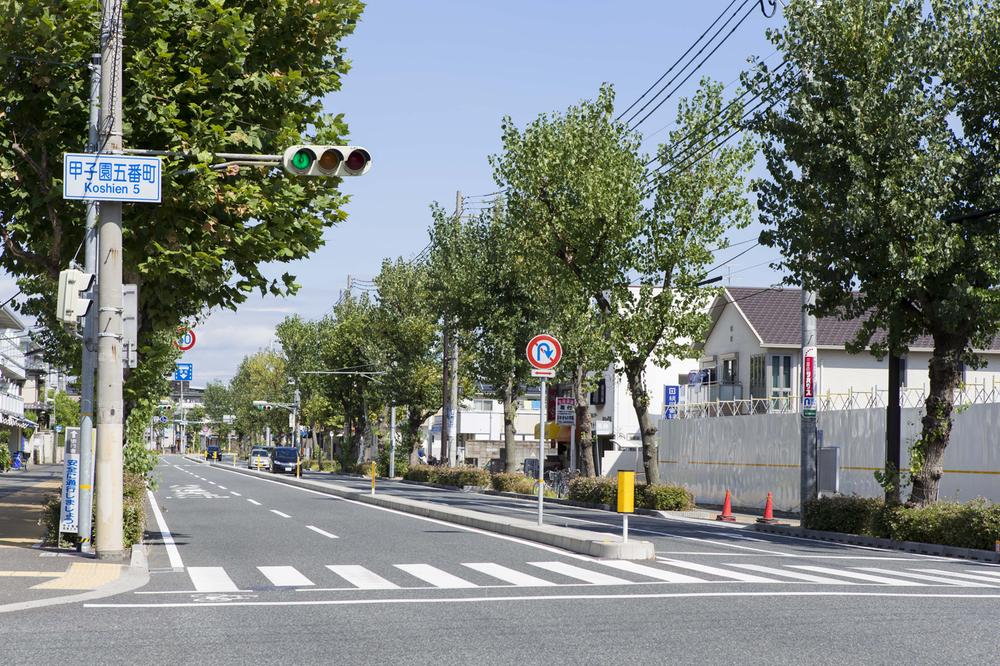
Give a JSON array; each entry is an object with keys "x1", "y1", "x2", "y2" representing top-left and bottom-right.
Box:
[
  {"x1": 318, "y1": 149, "x2": 343, "y2": 173},
  {"x1": 345, "y1": 149, "x2": 370, "y2": 173}
]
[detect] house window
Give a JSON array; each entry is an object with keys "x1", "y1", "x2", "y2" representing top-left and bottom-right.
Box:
[
  {"x1": 770, "y1": 354, "x2": 793, "y2": 396},
  {"x1": 899, "y1": 356, "x2": 907, "y2": 388},
  {"x1": 721, "y1": 357, "x2": 738, "y2": 383},
  {"x1": 750, "y1": 354, "x2": 766, "y2": 398},
  {"x1": 590, "y1": 378, "x2": 606, "y2": 406},
  {"x1": 472, "y1": 398, "x2": 493, "y2": 411}
]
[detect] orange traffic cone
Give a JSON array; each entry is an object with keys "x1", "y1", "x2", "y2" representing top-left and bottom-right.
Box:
[
  {"x1": 716, "y1": 489, "x2": 736, "y2": 522},
  {"x1": 756, "y1": 491, "x2": 782, "y2": 524}
]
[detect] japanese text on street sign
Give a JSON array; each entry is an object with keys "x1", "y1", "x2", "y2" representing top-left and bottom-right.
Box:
[
  {"x1": 803, "y1": 345, "x2": 817, "y2": 416},
  {"x1": 526, "y1": 334, "x2": 562, "y2": 377},
  {"x1": 664, "y1": 385, "x2": 680, "y2": 420},
  {"x1": 174, "y1": 362, "x2": 193, "y2": 382},
  {"x1": 555, "y1": 397, "x2": 576, "y2": 425},
  {"x1": 59, "y1": 431, "x2": 81, "y2": 533},
  {"x1": 63, "y1": 153, "x2": 161, "y2": 203}
]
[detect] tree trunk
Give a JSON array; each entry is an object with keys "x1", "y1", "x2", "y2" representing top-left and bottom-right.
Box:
[
  {"x1": 908, "y1": 338, "x2": 963, "y2": 505},
  {"x1": 502, "y1": 375, "x2": 518, "y2": 473},
  {"x1": 405, "y1": 407, "x2": 424, "y2": 465},
  {"x1": 573, "y1": 361, "x2": 596, "y2": 477},
  {"x1": 624, "y1": 359, "x2": 658, "y2": 484}
]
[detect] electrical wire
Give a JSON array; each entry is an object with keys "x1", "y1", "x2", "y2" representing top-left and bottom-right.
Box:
[{"x1": 705, "y1": 241, "x2": 761, "y2": 274}]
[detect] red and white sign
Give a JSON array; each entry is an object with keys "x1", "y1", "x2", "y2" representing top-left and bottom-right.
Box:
[
  {"x1": 526, "y1": 334, "x2": 562, "y2": 377},
  {"x1": 173, "y1": 328, "x2": 196, "y2": 352},
  {"x1": 802, "y1": 345, "x2": 817, "y2": 398}
]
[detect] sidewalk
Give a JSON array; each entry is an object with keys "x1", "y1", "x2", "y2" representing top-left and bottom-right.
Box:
[{"x1": 0, "y1": 464, "x2": 135, "y2": 612}]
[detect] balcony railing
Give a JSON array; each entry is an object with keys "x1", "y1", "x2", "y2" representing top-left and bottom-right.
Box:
[
  {"x1": 0, "y1": 392, "x2": 25, "y2": 419},
  {"x1": 0, "y1": 338, "x2": 26, "y2": 379}
]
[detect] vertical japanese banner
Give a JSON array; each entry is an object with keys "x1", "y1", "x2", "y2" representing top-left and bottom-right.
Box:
[
  {"x1": 59, "y1": 429, "x2": 82, "y2": 533},
  {"x1": 802, "y1": 345, "x2": 817, "y2": 417}
]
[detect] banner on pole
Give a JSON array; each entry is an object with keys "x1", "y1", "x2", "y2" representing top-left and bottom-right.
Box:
[{"x1": 59, "y1": 428, "x2": 82, "y2": 533}]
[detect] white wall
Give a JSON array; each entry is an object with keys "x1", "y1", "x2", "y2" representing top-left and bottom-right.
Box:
[{"x1": 701, "y1": 300, "x2": 763, "y2": 393}]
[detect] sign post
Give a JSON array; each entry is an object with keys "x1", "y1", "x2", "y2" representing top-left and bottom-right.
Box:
[
  {"x1": 58, "y1": 428, "x2": 82, "y2": 539},
  {"x1": 556, "y1": 396, "x2": 576, "y2": 469},
  {"x1": 526, "y1": 334, "x2": 562, "y2": 526}
]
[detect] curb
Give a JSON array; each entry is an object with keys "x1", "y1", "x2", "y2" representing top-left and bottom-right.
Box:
[
  {"x1": 213, "y1": 463, "x2": 655, "y2": 560},
  {"x1": 753, "y1": 523, "x2": 1000, "y2": 563}
]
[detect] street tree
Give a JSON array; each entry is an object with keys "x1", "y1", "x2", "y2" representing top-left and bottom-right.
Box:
[
  {"x1": 0, "y1": 0, "x2": 364, "y2": 405},
  {"x1": 494, "y1": 83, "x2": 752, "y2": 482},
  {"x1": 229, "y1": 349, "x2": 290, "y2": 446},
  {"x1": 749, "y1": 0, "x2": 1000, "y2": 504}
]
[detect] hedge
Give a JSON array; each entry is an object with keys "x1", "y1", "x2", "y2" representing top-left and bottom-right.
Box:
[
  {"x1": 567, "y1": 477, "x2": 694, "y2": 511},
  {"x1": 40, "y1": 471, "x2": 147, "y2": 550},
  {"x1": 803, "y1": 495, "x2": 1000, "y2": 552},
  {"x1": 404, "y1": 465, "x2": 490, "y2": 488}
]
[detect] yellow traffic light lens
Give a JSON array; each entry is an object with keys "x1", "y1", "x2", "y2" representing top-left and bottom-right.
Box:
[
  {"x1": 291, "y1": 149, "x2": 314, "y2": 171},
  {"x1": 318, "y1": 149, "x2": 343, "y2": 172},
  {"x1": 345, "y1": 149, "x2": 370, "y2": 173}
]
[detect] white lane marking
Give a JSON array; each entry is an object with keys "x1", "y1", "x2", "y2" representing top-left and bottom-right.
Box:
[
  {"x1": 913, "y1": 568, "x2": 1000, "y2": 584},
  {"x1": 207, "y1": 465, "x2": 598, "y2": 562},
  {"x1": 187, "y1": 567, "x2": 239, "y2": 592},
  {"x1": 395, "y1": 564, "x2": 478, "y2": 589},
  {"x1": 327, "y1": 565, "x2": 399, "y2": 590},
  {"x1": 600, "y1": 560, "x2": 705, "y2": 583},
  {"x1": 270, "y1": 510, "x2": 291, "y2": 518},
  {"x1": 724, "y1": 563, "x2": 856, "y2": 584},
  {"x1": 217, "y1": 486, "x2": 227, "y2": 490},
  {"x1": 788, "y1": 566, "x2": 922, "y2": 586},
  {"x1": 528, "y1": 562, "x2": 631, "y2": 586},
  {"x1": 86, "y1": 590, "x2": 1000, "y2": 608},
  {"x1": 461, "y1": 562, "x2": 556, "y2": 587},
  {"x1": 306, "y1": 525, "x2": 338, "y2": 539},
  {"x1": 259, "y1": 566, "x2": 314, "y2": 587},
  {"x1": 146, "y1": 490, "x2": 183, "y2": 569},
  {"x1": 854, "y1": 568, "x2": 992, "y2": 587},
  {"x1": 230, "y1": 491, "x2": 242, "y2": 497},
  {"x1": 247, "y1": 499, "x2": 262, "y2": 506},
  {"x1": 208, "y1": 482, "x2": 217, "y2": 486},
  {"x1": 655, "y1": 558, "x2": 779, "y2": 582}
]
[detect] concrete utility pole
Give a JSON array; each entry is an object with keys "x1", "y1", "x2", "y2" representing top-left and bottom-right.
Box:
[
  {"x1": 440, "y1": 326, "x2": 450, "y2": 464},
  {"x1": 389, "y1": 403, "x2": 397, "y2": 478},
  {"x1": 77, "y1": 52, "x2": 101, "y2": 554},
  {"x1": 447, "y1": 191, "x2": 461, "y2": 466},
  {"x1": 800, "y1": 288, "x2": 818, "y2": 515},
  {"x1": 95, "y1": 0, "x2": 125, "y2": 560}
]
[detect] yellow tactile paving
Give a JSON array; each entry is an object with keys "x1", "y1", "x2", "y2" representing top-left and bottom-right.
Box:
[{"x1": 31, "y1": 562, "x2": 124, "y2": 590}]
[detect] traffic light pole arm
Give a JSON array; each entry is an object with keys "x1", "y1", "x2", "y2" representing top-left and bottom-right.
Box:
[{"x1": 122, "y1": 148, "x2": 283, "y2": 161}]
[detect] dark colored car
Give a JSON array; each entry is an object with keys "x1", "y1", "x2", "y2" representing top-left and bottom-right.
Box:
[
  {"x1": 270, "y1": 446, "x2": 299, "y2": 474},
  {"x1": 206, "y1": 445, "x2": 222, "y2": 461}
]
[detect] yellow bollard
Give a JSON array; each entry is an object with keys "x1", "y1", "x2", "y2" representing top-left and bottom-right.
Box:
[{"x1": 617, "y1": 470, "x2": 635, "y2": 543}]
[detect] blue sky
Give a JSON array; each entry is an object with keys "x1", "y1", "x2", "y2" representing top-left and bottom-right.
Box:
[{"x1": 183, "y1": 0, "x2": 790, "y2": 384}]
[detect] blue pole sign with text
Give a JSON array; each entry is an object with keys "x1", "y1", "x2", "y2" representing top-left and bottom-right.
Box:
[{"x1": 664, "y1": 385, "x2": 680, "y2": 420}]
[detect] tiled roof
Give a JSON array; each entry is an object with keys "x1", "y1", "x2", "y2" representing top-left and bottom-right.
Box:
[{"x1": 722, "y1": 287, "x2": 950, "y2": 349}]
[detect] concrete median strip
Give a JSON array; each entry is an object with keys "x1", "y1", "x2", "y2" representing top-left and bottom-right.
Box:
[{"x1": 208, "y1": 462, "x2": 655, "y2": 560}]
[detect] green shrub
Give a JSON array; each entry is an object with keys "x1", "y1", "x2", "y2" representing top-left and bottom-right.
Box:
[
  {"x1": 322, "y1": 459, "x2": 341, "y2": 473},
  {"x1": 404, "y1": 465, "x2": 489, "y2": 488},
  {"x1": 308, "y1": 461, "x2": 321, "y2": 471},
  {"x1": 0, "y1": 445, "x2": 10, "y2": 471},
  {"x1": 803, "y1": 496, "x2": 886, "y2": 535},
  {"x1": 491, "y1": 473, "x2": 541, "y2": 495},
  {"x1": 38, "y1": 473, "x2": 146, "y2": 550},
  {"x1": 888, "y1": 499, "x2": 1000, "y2": 551},
  {"x1": 377, "y1": 445, "x2": 409, "y2": 479},
  {"x1": 405, "y1": 464, "x2": 437, "y2": 483},
  {"x1": 640, "y1": 484, "x2": 695, "y2": 511},
  {"x1": 567, "y1": 477, "x2": 618, "y2": 506}
]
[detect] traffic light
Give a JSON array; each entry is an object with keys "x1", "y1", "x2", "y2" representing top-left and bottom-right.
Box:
[
  {"x1": 282, "y1": 145, "x2": 371, "y2": 177},
  {"x1": 253, "y1": 401, "x2": 266, "y2": 412},
  {"x1": 56, "y1": 268, "x2": 95, "y2": 325}
]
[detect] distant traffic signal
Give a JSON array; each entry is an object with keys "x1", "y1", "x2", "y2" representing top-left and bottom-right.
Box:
[{"x1": 282, "y1": 145, "x2": 371, "y2": 177}]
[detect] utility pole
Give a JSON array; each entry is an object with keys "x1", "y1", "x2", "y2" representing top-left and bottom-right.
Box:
[
  {"x1": 94, "y1": 0, "x2": 125, "y2": 560},
  {"x1": 446, "y1": 190, "x2": 461, "y2": 466},
  {"x1": 800, "y1": 287, "x2": 818, "y2": 515},
  {"x1": 77, "y1": 52, "x2": 101, "y2": 554},
  {"x1": 389, "y1": 403, "x2": 397, "y2": 478},
  {"x1": 293, "y1": 384, "x2": 301, "y2": 451}
]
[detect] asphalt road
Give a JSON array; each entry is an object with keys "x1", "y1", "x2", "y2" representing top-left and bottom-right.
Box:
[{"x1": 5, "y1": 454, "x2": 1000, "y2": 665}]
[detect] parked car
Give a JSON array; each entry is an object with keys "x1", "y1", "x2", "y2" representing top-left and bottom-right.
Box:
[
  {"x1": 270, "y1": 446, "x2": 300, "y2": 474},
  {"x1": 248, "y1": 448, "x2": 271, "y2": 470},
  {"x1": 206, "y1": 445, "x2": 222, "y2": 461}
]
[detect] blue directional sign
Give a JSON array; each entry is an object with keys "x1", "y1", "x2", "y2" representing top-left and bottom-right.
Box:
[
  {"x1": 664, "y1": 385, "x2": 680, "y2": 420},
  {"x1": 174, "y1": 363, "x2": 193, "y2": 382},
  {"x1": 63, "y1": 153, "x2": 162, "y2": 203}
]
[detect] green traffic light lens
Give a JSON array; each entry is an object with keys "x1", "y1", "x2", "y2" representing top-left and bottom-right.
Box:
[{"x1": 291, "y1": 148, "x2": 314, "y2": 171}]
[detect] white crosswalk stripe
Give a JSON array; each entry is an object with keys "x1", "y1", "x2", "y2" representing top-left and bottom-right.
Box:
[
  {"x1": 656, "y1": 559, "x2": 779, "y2": 583},
  {"x1": 528, "y1": 562, "x2": 632, "y2": 585},
  {"x1": 601, "y1": 560, "x2": 705, "y2": 583},
  {"x1": 789, "y1": 566, "x2": 922, "y2": 586},
  {"x1": 258, "y1": 566, "x2": 314, "y2": 587},
  {"x1": 326, "y1": 565, "x2": 399, "y2": 590},
  {"x1": 188, "y1": 567, "x2": 239, "y2": 592},
  {"x1": 396, "y1": 564, "x2": 477, "y2": 588},
  {"x1": 854, "y1": 568, "x2": 993, "y2": 587},
  {"x1": 912, "y1": 568, "x2": 1000, "y2": 584},
  {"x1": 723, "y1": 563, "x2": 856, "y2": 584},
  {"x1": 461, "y1": 562, "x2": 557, "y2": 587}
]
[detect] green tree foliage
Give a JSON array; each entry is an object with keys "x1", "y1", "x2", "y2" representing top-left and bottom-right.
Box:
[
  {"x1": 0, "y1": 0, "x2": 364, "y2": 401},
  {"x1": 202, "y1": 380, "x2": 234, "y2": 442},
  {"x1": 494, "y1": 83, "x2": 752, "y2": 482},
  {"x1": 749, "y1": 0, "x2": 1000, "y2": 504},
  {"x1": 229, "y1": 350, "x2": 291, "y2": 446}
]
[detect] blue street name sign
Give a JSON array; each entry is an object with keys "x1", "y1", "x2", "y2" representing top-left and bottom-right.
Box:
[
  {"x1": 174, "y1": 363, "x2": 193, "y2": 382},
  {"x1": 63, "y1": 153, "x2": 162, "y2": 203},
  {"x1": 664, "y1": 385, "x2": 680, "y2": 420}
]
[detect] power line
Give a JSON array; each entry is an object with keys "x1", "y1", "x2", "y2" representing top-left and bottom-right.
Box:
[{"x1": 705, "y1": 241, "x2": 761, "y2": 274}]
